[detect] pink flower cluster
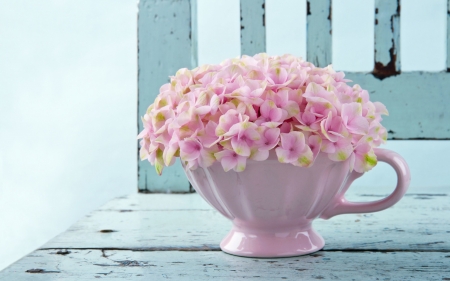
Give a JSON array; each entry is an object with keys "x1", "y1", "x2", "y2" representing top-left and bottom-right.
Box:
[{"x1": 138, "y1": 53, "x2": 388, "y2": 175}]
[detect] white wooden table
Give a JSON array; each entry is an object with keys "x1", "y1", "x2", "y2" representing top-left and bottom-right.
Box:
[{"x1": 1, "y1": 186, "x2": 449, "y2": 280}]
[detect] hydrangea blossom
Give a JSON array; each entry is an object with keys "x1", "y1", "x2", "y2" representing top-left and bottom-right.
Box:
[{"x1": 138, "y1": 53, "x2": 388, "y2": 174}]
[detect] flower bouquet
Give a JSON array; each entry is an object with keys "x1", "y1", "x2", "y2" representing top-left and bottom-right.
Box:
[
  {"x1": 137, "y1": 54, "x2": 409, "y2": 258},
  {"x1": 138, "y1": 53, "x2": 388, "y2": 175}
]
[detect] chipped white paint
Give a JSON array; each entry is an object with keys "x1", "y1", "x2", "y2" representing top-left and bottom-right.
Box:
[
  {"x1": 43, "y1": 190, "x2": 450, "y2": 252},
  {"x1": 137, "y1": 0, "x2": 193, "y2": 192},
  {"x1": 1, "y1": 250, "x2": 449, "y2": 280},
  {"x1": 374, "y1": 0, "x2": 401, "y2": 74},
  {"x1": 304, "y1": 0, "x2": 448, "y2": 138},
  {"x1": 306, "y1": 0, "x2": 331, "y2": 67},
  {"x1": 240, "y1": 0, "x2": 266, "y2": 56}
]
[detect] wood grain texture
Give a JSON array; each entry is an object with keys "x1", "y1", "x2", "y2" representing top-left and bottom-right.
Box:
[
  {"x1": 306, "y1": 0, "x2": 332, "y2": 67},
  {"x1": 240, "y1": 0, "x2": 266, "y2": 56},
  {"x1": 1, "y1": 250, "x2": 449, "y2": 280},
  {"x1": 4, "y1": 186, "x2": 449, "y2": 279},
  {"x1": 137, "y1": 0, "x2": 193, "y2": 192},
  {"x1": 345, "y1": 72, "x2": 450, "y2": 139},
  {"x1": 42, "y1": 191, "x2": 450, "y2": 252},
  {"x1": 373, "y1": 0, "x2": 401, "y2": 78}
]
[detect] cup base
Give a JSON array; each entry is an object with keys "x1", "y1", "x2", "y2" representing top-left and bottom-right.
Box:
[{"x1": 220, "y1": 224, "x2": 325, "y2": 258}]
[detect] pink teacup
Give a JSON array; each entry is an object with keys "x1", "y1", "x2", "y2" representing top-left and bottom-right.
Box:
[{"x1": 183, "y1": 148, "x2": 410, "y2": 258}]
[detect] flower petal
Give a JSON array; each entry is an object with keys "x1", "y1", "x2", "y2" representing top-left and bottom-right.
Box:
[
  {"x1": 250, "y1": 149, "x2": 269, "y2": 161},
  {"x1": 235, "y1": 155, "x2": 247, "y2": 172},
  {"x1": 275, "y1": 147, "x2": 291, "y2": 163},
  {"x1": 231, "y1": 137, "x2": 251, "y2": 156},
  {"x1": 221, "y1": 155, "x2": 238, "y2": 172},
  {"x1": 293, "y1": 146, "x2": 314, "y2": 167}
]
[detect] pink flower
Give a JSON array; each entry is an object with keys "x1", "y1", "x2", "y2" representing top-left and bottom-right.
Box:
[
  {"x1": 350, "y1": 142, "x2": 377, "y2": 173},
  {"x1": 272, "y1": 88, "x2": 301, "y2": 118},
  {"x1": 214, "y1": 149, "x2": 248, "y2": 172},
  {"x1": 223, "y1": 115, "x2": 261, "y2": 157},
  {"x1": 151, "y1": 107, "x2": 174, "y2": 135},
  {"x1": 224, "y1": 76, "x2": 266, "y2": 106},
  {"x1": 323, "y1": 136, "x2": 354, "y2": 162},
  {"x1": 308, "y1": 134, "x2": 322, "y2": 161},
  {"x1": 198, "y1": 121, "x2": 221, "y2": 148},
  {"x1": 341, "y1": 102, "x2": 369, "y2": 135},
  {"x1": 248, "y1": 127, "x2": 281, "y2": 161},
  {"x1": 266, "y1": 66, "x2": 297, "y2": 89},
  {"x1": 320, "y1": 112, "x2": 348, "y2": 142},
  {"x1": 138, "y1": 53, "x2": 389, "y2": 174},
  {"x1": 294, "y1": 111, "x2": 321, "y2": 132},
  {"x1": 216, "y1": 109, "x2": 240, "y2": 137},
  {"x1": 275, "y1": 131, "x2": 313, "y2": 167},
  {"x1": 255, "y1": 100, "x2": 286, "y2": 128},
  {"x1": 303, "y1": 82, "x2": 340, "y2": 110},
  {"x1": 180, "y1": 137, "x2": 219, "y2": 170},
  {"x1": 256, "y1": 127, "x2": 280, "y2": 151}
]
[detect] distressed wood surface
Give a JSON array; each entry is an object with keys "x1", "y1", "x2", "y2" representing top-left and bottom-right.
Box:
[
  {"x1": 97, "y1": 186, "x2": 446, "y2": 211},
  {"x1": 42, "y1": 190, "x2": 450, "y2": 252},
  {"x1": 447, "y1": 0, "x2": 450, "y2": 70},
  {"x1": 306, "y1": 0, "x2": 331, "y2": 67},
  {"x1": 240, "y1": 0, "x2": 266, "y2": 56},
  {"x1": 345, "y1": 72, "x2": 450, "y2": 139},
  {"x1": 137, "y1": 0, "x2": 193, "y2": 192},
  {"x1": 190, "y1": 0, "x2": 198, "y2": 68},
  {"x1": 373, "y1": 0, "x2": 401, "y2": 78},
  {"x1": 2, "y1": 186, "x2": 449, "y2": 279},
  {"x1": 2, "y1": 250, "x2": 449, "y2": 280}
]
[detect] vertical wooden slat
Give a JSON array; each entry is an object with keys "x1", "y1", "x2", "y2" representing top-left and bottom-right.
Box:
[
  {"x1": 447, "y1": 0, "x2": 450, "y2": 70},
  {"x1": 190, "y1": 0, "x2": 198, "y2": 68},
  {"x1": 306, "y1": 0, "x2": 332, "y2": 67},
  {"x1": 137, "y1": 0, "x2": 193, "y2": 193},
  {"x1": 373, "y1": 0, "x2": 400, "y2": 79},
  {"x1": 240, "y1": 0, "x2": 266, "y2": 56}
]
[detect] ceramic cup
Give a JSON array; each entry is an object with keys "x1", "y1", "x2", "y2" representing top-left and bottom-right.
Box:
[{"x1": 183, "y1": 148, "x2": 410, "y2": 258}]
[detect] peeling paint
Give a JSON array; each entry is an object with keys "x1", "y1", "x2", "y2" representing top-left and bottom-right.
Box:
[
  {"x1": 240, "y1": 0, "x2": 266, "y2": 55},
  {"x1": 373, "y1": 44, "x2": 400, "y2": 80},
  {"x1": 26, "y1": 268, "x2": 60, "y2": 274},
  {"x1": 99, "y1": 229, "x2": 117, "y2": 233},
  {"x1": 372, "y1": 0, "x2": 401, "y2": 79}
]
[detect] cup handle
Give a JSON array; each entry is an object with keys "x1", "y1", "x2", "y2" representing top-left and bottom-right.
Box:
[{"x1": 320, "y1": 148, "x2": 411, "y2": 220}]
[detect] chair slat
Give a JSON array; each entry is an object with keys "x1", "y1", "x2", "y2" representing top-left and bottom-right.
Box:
[
  {"x1": 306, "y1": 0, "x2": 332, "y2": 67},
  {"x1": 373, "y1": 0, "x2": 401, "y2": 78},
  {"x1": 345, "y1": 72, "x2": 450, "y2": 139},
  {"x1": 137, "y1": 0, "x2": 193, "y2": 192},
  {"x1": 447, "y1": 0, "x2": 450, "y2": 70},
  {"x1": 240, "y1": 0, "x2": 266, "y2": 56}
]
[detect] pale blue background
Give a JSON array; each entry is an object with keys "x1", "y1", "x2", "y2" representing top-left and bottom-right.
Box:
[{"x1": 0, "y1": 0, "x2": 448, "y2": 270}]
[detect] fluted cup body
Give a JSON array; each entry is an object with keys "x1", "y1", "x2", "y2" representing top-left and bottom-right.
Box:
[{"x1": 183, "y1": 152, "x2": 353, "y2": 257}]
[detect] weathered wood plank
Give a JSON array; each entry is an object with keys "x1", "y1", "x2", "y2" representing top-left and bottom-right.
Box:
[
  {"x1": 1, "y1": 250, "x2": 449, "y2": 280},
  {"x1": 43, "y1": 192, "x2": 450, "y2": 252},
  {"x1": 137, "y1": 0, "x2": 193, "y2": 192},
  {"x1": 98, "y1": 193, "x2": 211, "y2": 211},
  {"x1": 190, "y1": 0, "x2": 198, "y2": 68},
  {"x1": 373, "y1": 0, "x2": 401, "y2": 78},
  {"x1": 345, "y1": 72, "x2": 450, "y2": 139},
  {"x1": 447, "y1": 0, "x2": 450, "y2": 70},
  {"x1": 97, "y1": 186, "x2": 447, "y2": 211},
  {"x1": 306, "y1": 0, "x2": 332, "y2": 67},
  {"x1": 240, "y1": 0, "x2": 266, "y2": 56}
]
